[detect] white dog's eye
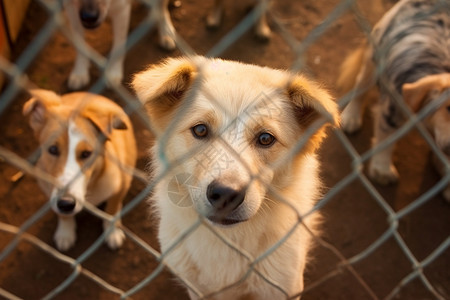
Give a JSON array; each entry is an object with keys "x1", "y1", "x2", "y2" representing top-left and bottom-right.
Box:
[
  {"x1": 191, "y1": 124, "x2": 209, "y2": 139},
  {"x1": 257, "y1": 132, "x2": 276, "y2": 147}
]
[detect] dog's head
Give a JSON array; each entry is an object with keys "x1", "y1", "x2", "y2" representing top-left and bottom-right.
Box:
[
  {"x1": 403, "y1": 73, "x2": 450, "y2": 156},
  {"x1": 70, "y1": 0, "x2": 111, "y2": 29},
  {"x1": 23, "y1": 89, "x2": 128, "y2": 216},
  {"x1": 133, "y1": 57, "x2": 339, "y2": 226}
]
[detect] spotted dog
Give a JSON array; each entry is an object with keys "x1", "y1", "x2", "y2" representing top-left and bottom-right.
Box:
[{"x1": 339, "y1": 0, "x2": 450, "y2": 201}]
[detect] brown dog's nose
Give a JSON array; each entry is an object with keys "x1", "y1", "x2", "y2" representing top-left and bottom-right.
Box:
[
  {"x1": 207, "y1": 181, "x2": 245, "y2": 212},
  {"x1": 57, "y1": 196, "x2": 76, "y2": 214}
]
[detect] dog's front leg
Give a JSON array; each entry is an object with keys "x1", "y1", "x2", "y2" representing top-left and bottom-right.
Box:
[
  {"x1": 66, "y1": 2, "x2": 90, "y2": 90},
  {"x1": 369, "y1": 104, "x2": 399, "y2": 185},
  {"x1": 443, "y1": 185, "x2": 450, "y2": 202},
  {"x1": 432, "y1": 154, "x2": 450, "y2": 202},
  {"x1": 155, "y1": 0, "x2": 176, "y2": 51},
  {"x1": 54, "y1": 215, "x2": 77, "y2": 251},
  {"x1": 254, "y1": 7, "x2": 271, "y2": 41},
  {"x1": 341, "y1": 93, "x2": 366, "y2": 134},
  {"x1": 103, "y1": 192, "x2": 126, "y2": 250},
  {"x1": 187, "y1": 290, "x2": 199, "y2": 300},
  {"x1": 206, "y1": 0, "x2": 223, "y2": 29},
  {"x1": 106, "y1": 0, "x2": 131, "y2": 87}
]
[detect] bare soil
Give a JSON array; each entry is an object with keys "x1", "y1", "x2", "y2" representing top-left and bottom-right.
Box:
[{"x1": 0, "y1": 0, "x2": 449, "y2": 299}]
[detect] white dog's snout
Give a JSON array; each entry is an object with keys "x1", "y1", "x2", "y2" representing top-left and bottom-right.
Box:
[{"x1": 206, "y1": 180, "x2": 246, "y2": 212}]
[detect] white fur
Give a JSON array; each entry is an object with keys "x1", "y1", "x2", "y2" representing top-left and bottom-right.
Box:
[
  {"x1": 65, "y1": 0, "x2": 176, "y2": 90},
  {"x1": 54, "y1": 215, "x2": 77, "y2": 252},
  {"x1": 156, "y1": 156, "x2": 320, "y2": 299},
  {"x1": 51, "y1": 121, "x2": 87, "y2": 211},
  {"x1": 51, "y1": 121, "x2": 86, "y2": 250},
  {"x1": 133, "y1": 57, "x2": 339, "y2": 299}
]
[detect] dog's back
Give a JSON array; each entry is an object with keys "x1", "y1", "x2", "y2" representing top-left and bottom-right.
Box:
[{"x1": 373, "y1": 0, "x2": 450, "y2": 94}]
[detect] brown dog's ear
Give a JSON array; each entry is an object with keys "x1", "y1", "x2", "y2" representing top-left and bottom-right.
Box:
[
  {"x1": 131, "y1": 57, "x2": 197, "y2": 120},
  {"x1": 82, "y1": 106, "x2": 128, "y2": 140},
  {"x1": 402, "y1": 74, "x2": 450, "y2": 112},
  {"x1": 286, "y1": 75, "x2": 340, "y2": 151},
  {"x1": 23, "y1": 89, "x2": 62, "y2": 136}
]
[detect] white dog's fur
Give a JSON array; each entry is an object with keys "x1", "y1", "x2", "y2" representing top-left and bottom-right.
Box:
[
  {"x1": 23, "y1": 90, "x2": 137, "y2": 251},
  {"x1": 133, "y1": 56, "x2": 339, "y2": 299},
  {"x1": 65, "y1": 0, "x2": 177, "y2": 90}
]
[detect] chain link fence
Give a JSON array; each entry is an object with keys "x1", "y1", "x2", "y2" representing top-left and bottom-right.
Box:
[{"x1": 0, "y1": 0, "x2": 449, "y2": 299}]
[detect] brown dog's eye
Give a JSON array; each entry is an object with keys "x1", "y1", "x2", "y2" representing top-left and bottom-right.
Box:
[
  {"x1": 80, "y1": 150, "x2": 92, "y2": 159},
  {"x1": 257, "y1": 132, "x2": 276, "y2": 147},
  {"x1": 48, "y1": 145, "x2": 60, "y2": 156},
  {"x1": 191, "y1": 124, "x2": 208, "y2": 139},
  {"x1": 446, "y1": 105, "x2": 450, "y2": 113}
]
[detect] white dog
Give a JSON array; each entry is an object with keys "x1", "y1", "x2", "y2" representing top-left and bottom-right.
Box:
[
  {"x1": 65, "y1": 0, "x2": 177, "y2": 90},
  {"x1": 133, "y1": 56, "x2": 339, "y2": 299}
]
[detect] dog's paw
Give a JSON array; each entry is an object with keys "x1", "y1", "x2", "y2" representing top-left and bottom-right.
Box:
[
  {"x1": 54, "y1": 227, "x2": 76, "y2": 252},
  {"x1": 368, "y1": 162, "x2": 399, "y2": 185},
  {"x1": 159, "y1": 35, "x2": 176, "y2": 51},
  {"x1": 341, "y1": 109, "x2": 362, "y2": 134},
  {"x1": 255, "y1": 22, "x2": 271, "y2": 42},
  {"x1": 443, "y1": 186, "x2": 450, "y2": 203},
  {"x1": 68, "y1": 69, "x2": 90, "y2": 90},
  {"x1": 105, "y1": 227, "x2": 125, "y2": 250},
  {"x1": 105, "y1": 66, "x2": 124, "y2": 87},
  {"x1": 206, "y1": 10, "x2": 222, "y2": 29}
]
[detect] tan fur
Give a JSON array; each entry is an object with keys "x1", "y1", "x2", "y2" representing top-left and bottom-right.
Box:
[
  {"x1": 403, "y1": 74, "x2": 450, "y2": 201},
  {"x1": 402, "y1": 73, "x2": 450, "y2": 112},
  {"x1": 337, "y1": 40, "x2": 374, "y2": 96},
  {"x1": 23, "y1": 89, "x2": 137, "y2": 251},
  {"x1": 133, "y1": 56, "x2": 339, "y2": 299}
]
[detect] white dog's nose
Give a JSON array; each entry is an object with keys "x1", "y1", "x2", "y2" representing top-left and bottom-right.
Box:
[
  {"x1": 56, "y1": 196, "x2": 76, "y2": 214},
  {"x1": 206, "y1": 181, "x2": 245, "y2": 212}
]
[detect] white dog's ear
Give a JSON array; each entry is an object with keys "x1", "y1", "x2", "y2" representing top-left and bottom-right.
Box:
[
  {"x1": 286, "y1": 76, "x2": 340, "y2": 151},
  {"x1": 132, "y1": 57, "x2": 196, "y2": 120},
  {"x1": 286, "y1": 76, "x2": 340, "y2": 126},
  {"x1": 23, "y1": 89, "x2": 62, "y2": 137},
  {"x1": 402, "y1": 74, "x2": 450, "y2": 112}
]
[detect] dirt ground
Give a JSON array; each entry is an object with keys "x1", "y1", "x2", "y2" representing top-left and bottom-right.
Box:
[{"x1": 0, "y1": 0, "x2": 449, "y2": 299}]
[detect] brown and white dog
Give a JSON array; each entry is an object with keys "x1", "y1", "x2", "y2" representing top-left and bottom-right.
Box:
[
  {"x1": 339, "y1": 0, "x2": 450, "y2": 201},
  {"x1": 23, "y1": 89, "x2": 137, "y2": 251},
  {"x1": 133, "y1": 56, "x2": 339, "y2": 299},
  {"x1": 65, "y1": 0, "x2": 177, "y2": 90}
]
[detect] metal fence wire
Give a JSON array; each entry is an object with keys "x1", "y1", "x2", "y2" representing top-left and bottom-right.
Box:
[{"x1": 0, "y1": 0, "x2": 449, "y2": 299}]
